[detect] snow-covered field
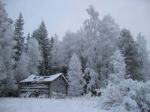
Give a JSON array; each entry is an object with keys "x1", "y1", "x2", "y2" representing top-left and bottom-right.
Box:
[{"x1": 0, "y1": 97, "x2": 104, "y2": 112}]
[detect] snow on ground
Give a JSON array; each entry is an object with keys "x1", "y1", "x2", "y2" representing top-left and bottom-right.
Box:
[{"x1": 0, "y1": 97, "x2": 106, "y2": 112}]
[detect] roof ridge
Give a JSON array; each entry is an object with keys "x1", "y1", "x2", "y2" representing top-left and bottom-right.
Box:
[{"x1": 20, "y1": 73, "x2": 69, "y2": 84}]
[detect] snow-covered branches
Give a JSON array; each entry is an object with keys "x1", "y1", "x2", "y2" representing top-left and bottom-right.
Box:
[
  {"x1": 68, "y1": 54, "x2": 84, "y2": 96},
  {"x1": 99, "y1": 79, "x2": 150, "y2": 112},
  {"x1": 108, "y1": 49, "x2": 126, "y2": 84}
]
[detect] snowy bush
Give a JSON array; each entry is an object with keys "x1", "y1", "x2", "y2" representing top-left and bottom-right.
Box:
[{"x1": 99, "y1": 79, "x2": 150, "y2": 112}]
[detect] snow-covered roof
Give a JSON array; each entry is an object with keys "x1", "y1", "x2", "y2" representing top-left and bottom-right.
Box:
[{"x1": 20, "y1": 73, "x2": 68, "y2": 84}]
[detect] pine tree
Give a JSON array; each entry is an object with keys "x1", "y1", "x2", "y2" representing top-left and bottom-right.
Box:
[
  {"x1": 32, "y1": 21, "x2": 52, "y2": 75},
  {"x1": 13, "y1": 13, "x2": 24, "y2": 64},
  {"x1": 118, "y1": 29, "x2": 142, "y2": 80},
  {"x1": 68, "y1": 54, "x2": 84, "y2": 96}
]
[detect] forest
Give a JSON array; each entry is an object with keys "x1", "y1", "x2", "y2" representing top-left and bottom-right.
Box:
[{"x1": 0, "y1": 0, "x2": 150, "y2": 111}]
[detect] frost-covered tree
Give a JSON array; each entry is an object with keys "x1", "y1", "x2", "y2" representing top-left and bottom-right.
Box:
[
  {"x1": 83, "y1": 5, "x2": 100, "y2": 40},
  {"x1": 51, "y1": 35, "x2": 60, "y2": 67},
  {"x1": 83, "y1": 67, "x2": 98, "y2": 94},
  {"x1": 136, "y1": 33, "x2": 150, "y2": 81},
  {"x1": 14, "y1": 52, "x2": 29, "y2": 82},
  {"x1": 61, "y1": 29, "x2": 86, "y2": 76},
  {"x1": 60, "y1": 6, "x2": 120, "y2": 88},
  {"x1": 26, "y1": 38, "x2": 42, "y2": 75},
  {"x1": 12, "y1": 13, "x2": 27, "y2": 82},
  {"x1": 62, "y1": 31, "x2": 84, "y2": 65},
  {"x1": 32, "y1": 21, "x2": 52, "y2": 75},
  {"x1": 14, "y1": 37, "x2": 42, "y2": 81},
  {"x1": 0, "y1": 0, "x2": 14, "y2": 79},
  {"x1": 68, "y1": 54, "x2": 84, "y2": 96},
  {"x1": 0, "y1": 0, "x2": 17, "y2": 96},
  {"x1": 118, "y1": 29, "x2": 142, "y2": 80},
  {"x1": 13, "y1": 13, "x2": 24, "y2": 64},
  {"x1": 108, "y1": 49, "x2": 126, "y2": 84},
  {"x1": 83, "y1": 6, "x2": 120, "y2": 87},
  {"x1": 51, "y1": 34, "x2": 66, "y2": 74},
  {"x1": 49, "y1": 37, "x2": 54, "y2": 73}
]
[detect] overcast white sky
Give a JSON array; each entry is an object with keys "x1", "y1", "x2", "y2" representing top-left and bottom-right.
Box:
[{"x1": 4, "y1": 0, "x2": 150, "y2": 50}]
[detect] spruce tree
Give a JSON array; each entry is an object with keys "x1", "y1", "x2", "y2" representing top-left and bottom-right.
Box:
[
  {"x1": 33, "y1": 21, "x2": 52, "y2": 75},
  {"x1": 118, "y1": 29, "x2": 142, "y2": 80},
  {"x1": 13, "y1": 13, "x2": 24, "y2": 64},
  {"x1": 136, "y1": 33, "x2": 150, "y2": 81}
]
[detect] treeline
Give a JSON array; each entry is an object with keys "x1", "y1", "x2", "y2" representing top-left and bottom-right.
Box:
[{"x1": 0, "y1": 1, "x2": 150, "y2": 97}]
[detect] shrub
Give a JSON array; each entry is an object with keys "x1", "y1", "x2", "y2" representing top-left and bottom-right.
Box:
[{"x1": 99, "y1": 79, "x2": 150, "y2": 112}]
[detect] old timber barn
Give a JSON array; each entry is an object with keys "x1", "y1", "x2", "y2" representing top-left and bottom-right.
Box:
[{"x1": 19, "y1": 73, "x2": 69, "y2": 98}]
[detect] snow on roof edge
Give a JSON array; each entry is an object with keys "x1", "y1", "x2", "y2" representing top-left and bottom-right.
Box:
[{"x1": 20, "y1": 73, "x2": 68, "y2": 84}]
